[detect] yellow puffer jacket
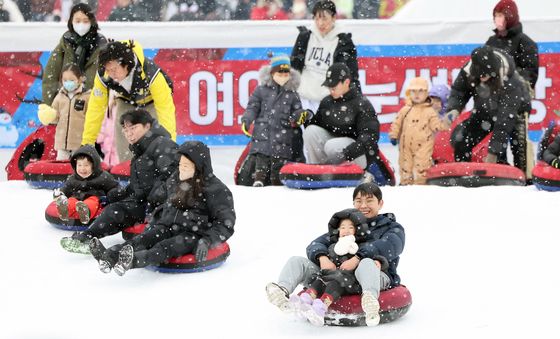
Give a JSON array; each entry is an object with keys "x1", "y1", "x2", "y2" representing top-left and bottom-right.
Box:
[{"x1": 82, "y1": 41, "x2": 176, "y2": 145}]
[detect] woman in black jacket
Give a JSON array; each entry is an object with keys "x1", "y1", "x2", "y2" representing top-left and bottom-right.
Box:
[{"x1": 90, "y1": 141, "x2": 236, "y2": 276}]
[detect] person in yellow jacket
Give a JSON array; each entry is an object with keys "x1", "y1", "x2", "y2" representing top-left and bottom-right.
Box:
[
  {"x1": 389, "y1": 77, "x2": 449, "y2": 185},
  {"x1": 82, "y1": 39, "x2": 176, "y2": 161}
]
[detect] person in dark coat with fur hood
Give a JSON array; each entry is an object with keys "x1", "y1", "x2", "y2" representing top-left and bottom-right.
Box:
[
  {"x1": 53, "y1": 144, "x2": 119, "y2": 224},
  {"x1": 240, "y1": 54, "x2": 308, "y2": 186},
  {"x1": 60, "y1": 109, "x2": 178, "y2": 254},
  {"x1": 484, "y1": 0, "x2": 538, "y2": 179},
  {"x1": 89, "y1": 141, "x2": 236, "y2": 276},
  {"x1": 290, "y1": 0, "x2": 359, "y2": 112},
  {"x1": 445, "y1": 46, "x2": 532, "y2": 168},
  {"x1": 266, "y1": 182, "x2": 405, "y2": 327}
]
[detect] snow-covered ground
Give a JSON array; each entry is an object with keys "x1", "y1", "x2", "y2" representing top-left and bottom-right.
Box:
[{"x1": 1, "y1": 145, "x2": 559, "y2": 339}]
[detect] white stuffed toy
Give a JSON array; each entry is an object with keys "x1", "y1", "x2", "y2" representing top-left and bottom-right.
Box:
[{"x1": 334, "y1": 235, "x2": 359, "y2": 256}]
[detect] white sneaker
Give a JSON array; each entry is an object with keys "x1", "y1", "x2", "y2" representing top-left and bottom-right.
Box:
[
  {"x1": 361, "y1": 291, "x2": 381, "y2": 326},
  {"x1": 265, "y1": 282, "x2": 290, "y2": 312},
  {"x1": 253, "y1": 180, "x2": 264, "y2": 187}
]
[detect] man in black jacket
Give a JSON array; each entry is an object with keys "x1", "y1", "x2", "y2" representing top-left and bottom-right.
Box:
[
  {"x1": 303, "y1": 63, "x2": 380, "y2": 170},
  {"x1": 445, "y1": 46, "x2": 531, "y2": 167},
  {"x1": 61, "y1": 109, "x2": 178, "y2": 254}
]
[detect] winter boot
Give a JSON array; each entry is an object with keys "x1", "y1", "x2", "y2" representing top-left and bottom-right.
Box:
[
  {"x1": 304, "y1": 298, "x2": 327, "y2": 326},
  {"x1": 56, "y1": 195, "x2": 69, "y2": 221},
  {"x1": 265, "y1": 282, "x2": 290, "y2": 312},
  {"x1": 113, "y1": 245, "x2": 134, "y2": 276},
  {"x1": 289, "y1": 292, "x2": 314, "y2": 318},
  {"x1": 75, "y1": 201, "x2": 91, "y2": 224},
  {"x1": 60, "y1": 232, "x2": 91, "y2": 254},
  {"x1": 361, "y1": 291, "x2": 381, "y2": 326},
  {"x1": 253, "y1": 170, "x2": 266, "y2": 187},
  {"x1": 89, "y1": 238, "x2": 111, "y2": 273}
]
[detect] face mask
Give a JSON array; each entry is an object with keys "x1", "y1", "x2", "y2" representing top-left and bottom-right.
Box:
[
  {"x1": 73, "y1": 23, "x2": 91, "y2": 37},
  {"x1": 273, "y1": 73, "x2": 290, "y2": 86},
  {"x1": 63, "y1": 80, "x2": 78, "y2": 92}
]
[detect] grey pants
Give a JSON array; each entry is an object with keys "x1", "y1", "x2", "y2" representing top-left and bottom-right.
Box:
[
  {"x1": 303, "y1": 125, "x2": 367, "y2": 168},
  {"x1": 277, "y1": 256, "x2": 390, "y2": 298},
  {"x1": 114, "y1": 100, "x2": 158, "y2": 162}
]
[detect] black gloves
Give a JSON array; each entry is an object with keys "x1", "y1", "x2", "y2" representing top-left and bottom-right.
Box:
[
  {"x1": 241, "y1": 118, "x2": 252, "y2": 137},
  {"x1": 390, "y1": 138, "x2": 398, "y2": 146},
  {"x1": 195, "y1": 238, "x2": 210, "y2": 262},
  {"x1": 551, "y1": 157, "x2": 560, "y2": 169}
]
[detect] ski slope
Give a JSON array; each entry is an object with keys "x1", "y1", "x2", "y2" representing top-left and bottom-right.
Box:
[{"x1": 0, "y1": 145, "x2": 559, "y2": 339}]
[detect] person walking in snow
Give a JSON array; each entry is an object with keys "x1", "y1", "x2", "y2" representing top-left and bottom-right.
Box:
[
  {"x1": 266, "y1": 182, "x2": 405, "y2": 327},
  {"x1": 445, "y1": 46, "x2": 531, "y2": 167},
  {"x1": 42, "y1": 3, "x2": 106, "y2": 106},
  {"x1": 484, "y1": 0, "x2": 538, "y2": 179},
  {"x1": 89, "y1": 141, "x2": 235, "y2": 276},
  {"x1": 53, "y1": 145, "x2": 119, "y2": 224},
  {"x1": 389, "y1": 77, "x2": 449, "y2": 185},
  {"x1": 60, "y1": 109, "x2": 177, "y2": 254},
  {"x1": 290, "y1": 0, "x2": 359, "y2": 112},
  {"x1": 240, "y1": 54, "x2": 309, "y2": 186},
  {"x1": 289, "y1": 208, "x2": 390, "y2": 326},
  {"x1": 302, "y1": 63, "x2": 380, "y2": 170}
]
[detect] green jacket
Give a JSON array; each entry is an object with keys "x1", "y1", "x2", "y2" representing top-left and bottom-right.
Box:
[{"x1": 42, "y1": 31, "x2": 106, "y2": 105}]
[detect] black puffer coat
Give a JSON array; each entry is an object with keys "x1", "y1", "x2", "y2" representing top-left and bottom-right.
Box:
[
  {"x1": 306, "y1": 84, "x2": 380, "y2": 166},
  {"x1": 446, "y1": 49, "x2": 532, "y2": 156},
  {"x1": 242, "y1": 66, "x2": 305, "y2": 160},
  {"x1": 307, "y1": 212, "x2": 405, "y2": 287},
  {"x1": 543, "y1": 134, "x2": 560, "y2": 166},
  {"x1": 486, "y1": 23, "x2": 539, "y2": 89},
  {"x1": 151, "y1": 141, "x2": 235, "y2": 245},
  {"x1": 61, "y1": 145, "x2": 119, "y2": 201},
  {"x1": 123, "y1": 123, "x2": 178, "y2": 207}
]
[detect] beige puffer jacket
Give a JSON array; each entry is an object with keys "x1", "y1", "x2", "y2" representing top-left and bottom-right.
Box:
[{"x1": 51, "y1": 87, "x2": 91, "y2": 151}]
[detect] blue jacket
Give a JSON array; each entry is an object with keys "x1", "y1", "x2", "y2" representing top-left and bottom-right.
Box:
[{"x1": 307, "y1": 212, "x2": 405, "y2": 287}]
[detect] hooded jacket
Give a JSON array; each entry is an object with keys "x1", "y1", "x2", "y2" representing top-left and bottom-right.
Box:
[
  {"x1": 446, "y1": 48, "x2": 532, "y2": 156},
  {"x1": 542, "y1": 134, "x2": 560, "y2": 166},
  {"x1": 123, "y1": 122, "x2": 178, "y2": 206},
  {"x1": 61, "y1": 145, "x2": 119, "y2": 201},
  {"x1": 307, "y1": 212, "x2": 405, "y2": 287},
  {"x1": 291, "y1": 24, "x2": 359, "y2": 102},
  {"x1": 51, "y1": 86, "x2": 91, "y2": 152},
  {"x1": 42, "y1": 31, "x2": 107, "y2": 106},
  {"x1": 241, "y1": 65, "x2": 305, "y2": 160},
  {"x1": 151, "y1": 141, "x2": 236, "y2": 245},
  {"x1": 82, "y1": 40, "x2": 176, "y2": 145},
  {"x1": 306, "y1": 84, "x2": 380, "y2": 166}
]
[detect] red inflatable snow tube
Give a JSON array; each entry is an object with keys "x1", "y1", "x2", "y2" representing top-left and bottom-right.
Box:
[
  {"x1": 6, "y1": 125, "x2": 57, "y2": 181},
  {"x1": 44, "y1": 200, "x2": 103, "y2": 231},
  {"x1": 305, "y1": 285, "x2": 412, "y2": 326},
  {"x1": 532, "y1": 161, "x2": 560, "y2": 192},
  {"x1": 426, "y1": 162, "x2": 526, "y2": 187},
  {"x1": 122, "y1": 223, "x2": 230, "y2": 273}
]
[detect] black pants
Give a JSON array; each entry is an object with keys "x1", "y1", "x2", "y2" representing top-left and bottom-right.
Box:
[
  {"x1": 451, "y1": 114, "x2": 509, "y2": 162},
  {"x1": 104, "y1": 224, "x2": 199, "y2": 269},
  {"x1": 254, "y1": 154, "x2": 288, "y2": 186},
  {"x1": 510, "y1": 110, "x2": 530, "y2": 174},
  {"x1": 80, "y1": 199, "x2": 146, "y2": 241},
  {"x1": 309, "y1": 270, "x2": 361, "y2": 302}
]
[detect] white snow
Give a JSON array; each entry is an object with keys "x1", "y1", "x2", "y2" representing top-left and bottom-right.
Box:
[{"x1": 1, "y1": 145, "x2": 559, "y2": 339}]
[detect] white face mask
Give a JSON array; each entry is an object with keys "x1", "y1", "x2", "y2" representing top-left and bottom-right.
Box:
[
  {"x1": 273, "y1": 73, "x2": 290, "y2": 87},
  {"x1": 73, "y1": 23, "x2": 91, "y2": 37}
]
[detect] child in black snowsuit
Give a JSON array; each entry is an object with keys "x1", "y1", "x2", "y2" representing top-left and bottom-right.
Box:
[
  {"x1": 290, "y1": 208, "x2": 389, "y2": 326},
  {"x1": 54, "y1": 145, "x2": 119, "y2": 224},
  {"x1": 89, "y1": 141, "x2": 236, "y2": 276},
  {"x1": 543, "y1": 134, "x2": 560, "y2": 169},
  {"x1": 240, "y1": 54, "x2": 309, "y2": 186}
]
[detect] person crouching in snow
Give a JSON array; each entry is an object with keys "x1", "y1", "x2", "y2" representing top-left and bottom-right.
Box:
[
  {"x1": 290, "y1": 209, "x2": 389, "y2": 326},
  {"x1": 89, "y1": 141, "x2": 236, "y2": 276},
  {"x1": 389, "y1": 77, "x2": 450, "y2": 185},
  {"x1": 53, "y1": 145, "x2": 119, "y2": 224},
  {"x1": 38, "y1": 63, "x2": 90, "y2": 160},
  {"x1": 240, "y1": 54, "x2": 309, "y2": 187}
]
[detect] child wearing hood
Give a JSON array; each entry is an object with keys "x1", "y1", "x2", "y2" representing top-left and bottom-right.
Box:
[
  {"x1": 240, "y1": 54, "x2": 309, "y2": 187},
  {"x1": 428, "y1": 84, "x2": 450, "y2": 117},
  {"x1": 389, "y1": 77, "x2": 450, "y2": 185},
  {"x1": 53, "y1": 145, "x2": 119, "y2": 224},
  {"x1": 38, "y1": 63, "x2": 91, "y2": 160},
  {"x1": 89, "y1": 141, "x2": 236, "y2": 276},
  {"x1": 289, "y1": 208, "x2": 388, "y2": 326}
]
